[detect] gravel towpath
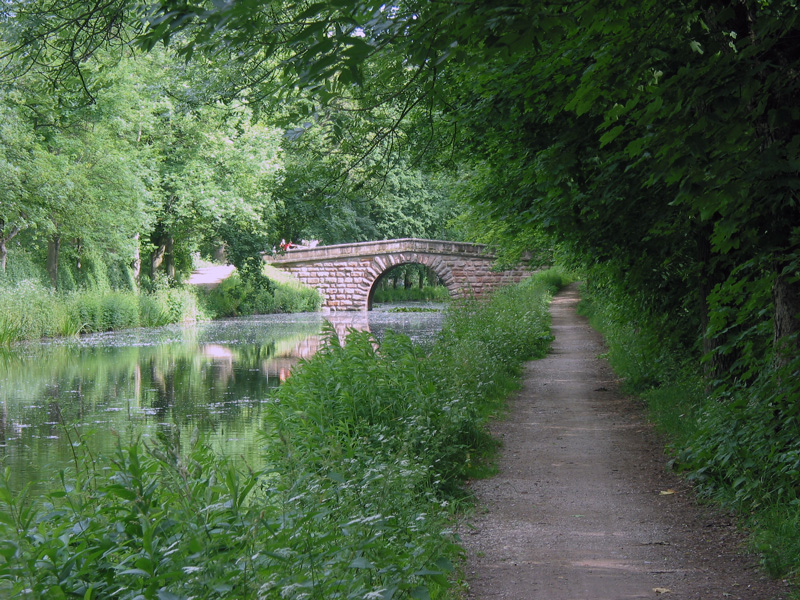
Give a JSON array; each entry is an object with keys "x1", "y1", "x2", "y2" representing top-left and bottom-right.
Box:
[{"x1": 460, "y1": 284, "x2": 789, "y2": 600}]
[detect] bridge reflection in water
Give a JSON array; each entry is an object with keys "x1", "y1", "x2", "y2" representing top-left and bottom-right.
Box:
[
  {"x1": 260, "y1": 312, "x2": 374, "y2": 383},
  {"x1": 0, "y1": 309, "x2": 443, "y2": 491}
]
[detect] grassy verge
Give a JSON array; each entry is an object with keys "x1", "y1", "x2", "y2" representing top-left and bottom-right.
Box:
[
  {"x1": 579, "y1": 281, "x2": 800, "y2": 591},
  {"x1": 0, "y1": 269, "x2": 568, "y2": 599},
  {"x1": 0, "y1": 266, "x2": 321, "y2": 344},
  {"x1": 0, "y1": 280, "x2": 205, "y2": 344}
]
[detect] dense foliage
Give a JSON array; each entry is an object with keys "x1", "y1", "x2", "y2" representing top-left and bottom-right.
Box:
[
  {"x1": 0, "y1": 251, "x2": 321, "y2": 342},
  {"x1": 0, "y1": 277, "x2": 204, "y2": 343},
  {"x1": 6, "y1": 0, "x2": 794, "y2": 374},
  {"x1": 201, "y1": 271, "x2": 322, "y2": 317},
  {"x1": 0, "y1": 271, "x2": 566, "y2": 599}
]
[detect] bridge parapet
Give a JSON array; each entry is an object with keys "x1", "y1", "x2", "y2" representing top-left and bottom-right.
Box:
[
  {"x1": 267, "y1": 238, "x2": 531, "y2": 311},
  {"x1": 270, "y1": 238, "x2": 490, "y2": 264}
]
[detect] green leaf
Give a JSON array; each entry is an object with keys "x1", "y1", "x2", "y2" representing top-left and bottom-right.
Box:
[
  {"x1": 599, "y1": 125, "x2": 624, "y2": 147},
  {"x1": 328, "y1": 471, "x2": 346, "y2": 483},
  {"x1": 409, "y1": 587, "x2": 431, "y2": 600},
  {"x1": 118, "y1": 568, "x2": 151, "y2": 577},
  {"x1": 349, "y1": 556, "x2": 374, "y2": 569},
  {"x1": 296, "y1": 3, "x2": 328, "y2": 20},
  {"x1": 157, "y1": 591, "x2": 188, "y2": 600}
]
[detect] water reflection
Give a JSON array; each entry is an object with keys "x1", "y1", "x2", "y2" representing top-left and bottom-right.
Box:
[{"x1": 0, "y1": 305, "x2": 444, "y2": 491}]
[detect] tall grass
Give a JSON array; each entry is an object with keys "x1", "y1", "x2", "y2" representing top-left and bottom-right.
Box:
[
  {"x1": 0, "y1": 280, "x2": 77, "y2": 341},
  {"x1": 0, "y1": 269, "x2": 567, "y2": 599},
  {"x1": 0, "y1": 281, "x2": 205, "y2": 344}
]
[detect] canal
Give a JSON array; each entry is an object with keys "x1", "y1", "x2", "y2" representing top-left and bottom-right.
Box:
[{"x1": 0, "y1": 305, "x2": 445, "y2": 492}]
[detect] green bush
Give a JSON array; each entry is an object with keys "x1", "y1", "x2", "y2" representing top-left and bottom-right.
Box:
[
  {"x1": 67, "y1": 291, "x2": 142, "y2": 332},
  {"x1": 0, "y1": 249, "x2": 47, "y2": 285},
  {"x1": 202, "y1": 273, "x2": 322, "y2": 317},
  {"x1": 579, "y1": 271, "x2": 800, "y2": 580}
]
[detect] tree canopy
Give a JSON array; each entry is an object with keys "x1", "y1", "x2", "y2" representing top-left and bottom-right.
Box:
[{"x1": 2, "y1": 0, "x2": 799, "y2": 378}]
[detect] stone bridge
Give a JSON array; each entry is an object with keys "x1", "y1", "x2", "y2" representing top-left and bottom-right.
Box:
[{"x1": 268, "y1": 238, "x2": 531, "y2": 311}]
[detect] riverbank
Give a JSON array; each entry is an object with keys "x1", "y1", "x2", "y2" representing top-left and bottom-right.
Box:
[
  {"x1": 461, "y1": 284, "x2": 790, "y2": 599},
  {"x1": 0, "y1": 270, "x2": 569, "y2": 598},
  {"x1": 0, "y1": 280, "x2": 205, "y2": 344},
  {"x1": 0, "y1": 264, "x2": 321, "y2": 344}
]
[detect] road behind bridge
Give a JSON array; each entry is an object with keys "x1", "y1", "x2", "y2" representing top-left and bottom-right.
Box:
[{"x1": 460, "y1": 284, "x2": 789, "y2": 599}]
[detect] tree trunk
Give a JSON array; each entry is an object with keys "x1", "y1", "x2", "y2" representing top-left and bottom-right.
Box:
[
  {"x1": 165, "y1": 235, "x2": 175, "y2": 279},
  {"x1": 0, "y1": 222, "x2": 21, "y2": 273},
  {"x1": 47, "y1": 235, "x2": 61, "y2": 288},
  {"x1": 772, "y1": 272, "x2": 800, "y2": 367},
  {"x1": 74, "y1": 238, "x2": 82, "y2": 271},
  {"x1": 151, "y1": 236, "x2": 166, "y2": 278},
  {"x1": 132, "y1": 233, "x2": 141, "y2": 285}
]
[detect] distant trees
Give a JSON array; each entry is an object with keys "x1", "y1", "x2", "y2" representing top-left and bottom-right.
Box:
[{"x1": 0, "y1": 3, "x2": 461, "y2": 288}]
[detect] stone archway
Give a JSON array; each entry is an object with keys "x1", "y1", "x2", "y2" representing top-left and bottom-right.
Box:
[
  {"x1": 364, "y1": 253, "x2": 458, "y2": 310},
  {"x1": 268, "y1": 238, "x2": 533, "y2": 312}
]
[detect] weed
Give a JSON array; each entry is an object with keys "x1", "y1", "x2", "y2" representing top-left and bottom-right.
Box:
[{"x1": 580, "y1": 273, "x2": 800, "y2": 583}]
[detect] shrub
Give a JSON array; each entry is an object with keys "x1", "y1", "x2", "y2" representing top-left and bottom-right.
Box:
[
  {"x1": 202, "y1": 273, "x2": 322, "y2": 317},
  {"x1": 579, "y1": 269, "x2": 800, "y2": 580}
]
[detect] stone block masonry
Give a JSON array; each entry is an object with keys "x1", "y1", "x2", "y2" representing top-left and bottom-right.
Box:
[{"x1": 269, "y1": 238, "x2": 532, "y2": 311}]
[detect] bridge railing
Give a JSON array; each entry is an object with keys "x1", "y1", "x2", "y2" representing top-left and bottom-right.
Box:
[{"x1": 268, "y1": 238, "x2": 491, "y2": 264}]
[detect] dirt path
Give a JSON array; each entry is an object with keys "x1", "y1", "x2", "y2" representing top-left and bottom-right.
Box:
[
  {"x1": 460, "y1": 284, "x2": 790, "y2": 599},
  {"x1": 186, "y1": 264, "x2": 236, "y2": 288}
]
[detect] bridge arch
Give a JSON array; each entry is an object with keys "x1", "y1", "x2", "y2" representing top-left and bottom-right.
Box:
[
  {"x1": 363, "y1": 252, "x2": 458, "y2": 310},
  {"x1": 268, "y1": 238, "x2": 532, "y2": 312}
]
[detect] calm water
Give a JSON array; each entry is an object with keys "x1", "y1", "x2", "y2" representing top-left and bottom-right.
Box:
[{"x1": 0, "y1": 305, "x2": 445, "y2": 491}]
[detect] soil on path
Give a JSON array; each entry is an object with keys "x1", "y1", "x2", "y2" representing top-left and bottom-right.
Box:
[
  {"x1": 186, "y1": 264, "x2": 236, "y2": 288},
  {"x1": 460, "y1": 284, "x2": 790, "y2": 599}
]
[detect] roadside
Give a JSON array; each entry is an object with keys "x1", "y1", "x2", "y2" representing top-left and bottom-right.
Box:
[{"x1": 460, "y1": 284, "x2": 791, "y2": 599}]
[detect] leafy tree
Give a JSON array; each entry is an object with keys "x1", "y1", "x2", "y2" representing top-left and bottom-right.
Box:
[
  {"x1": 0, "y1": 102, "x2": 41, "y2": 272},
  {"x1": 0, "y1": 55, "x2": 154, "y2": 286},
  {"x1": 4, "y1": 0, "x2": 799, "y2": 374}
]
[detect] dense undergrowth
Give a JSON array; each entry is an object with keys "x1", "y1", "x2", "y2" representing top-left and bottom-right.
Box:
[
  {"x1": 579, "y1": 277, "x2": 800, "y2": 587},
  {"x1": 0, "y1": 279, "x2": 204, "y2": 343},
  {"x1": 0, "y1": 269, "x2": 567, "y2": 599},
  {"x1": 200, "y1": 271, "x2": 322, "y2": 317}
]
